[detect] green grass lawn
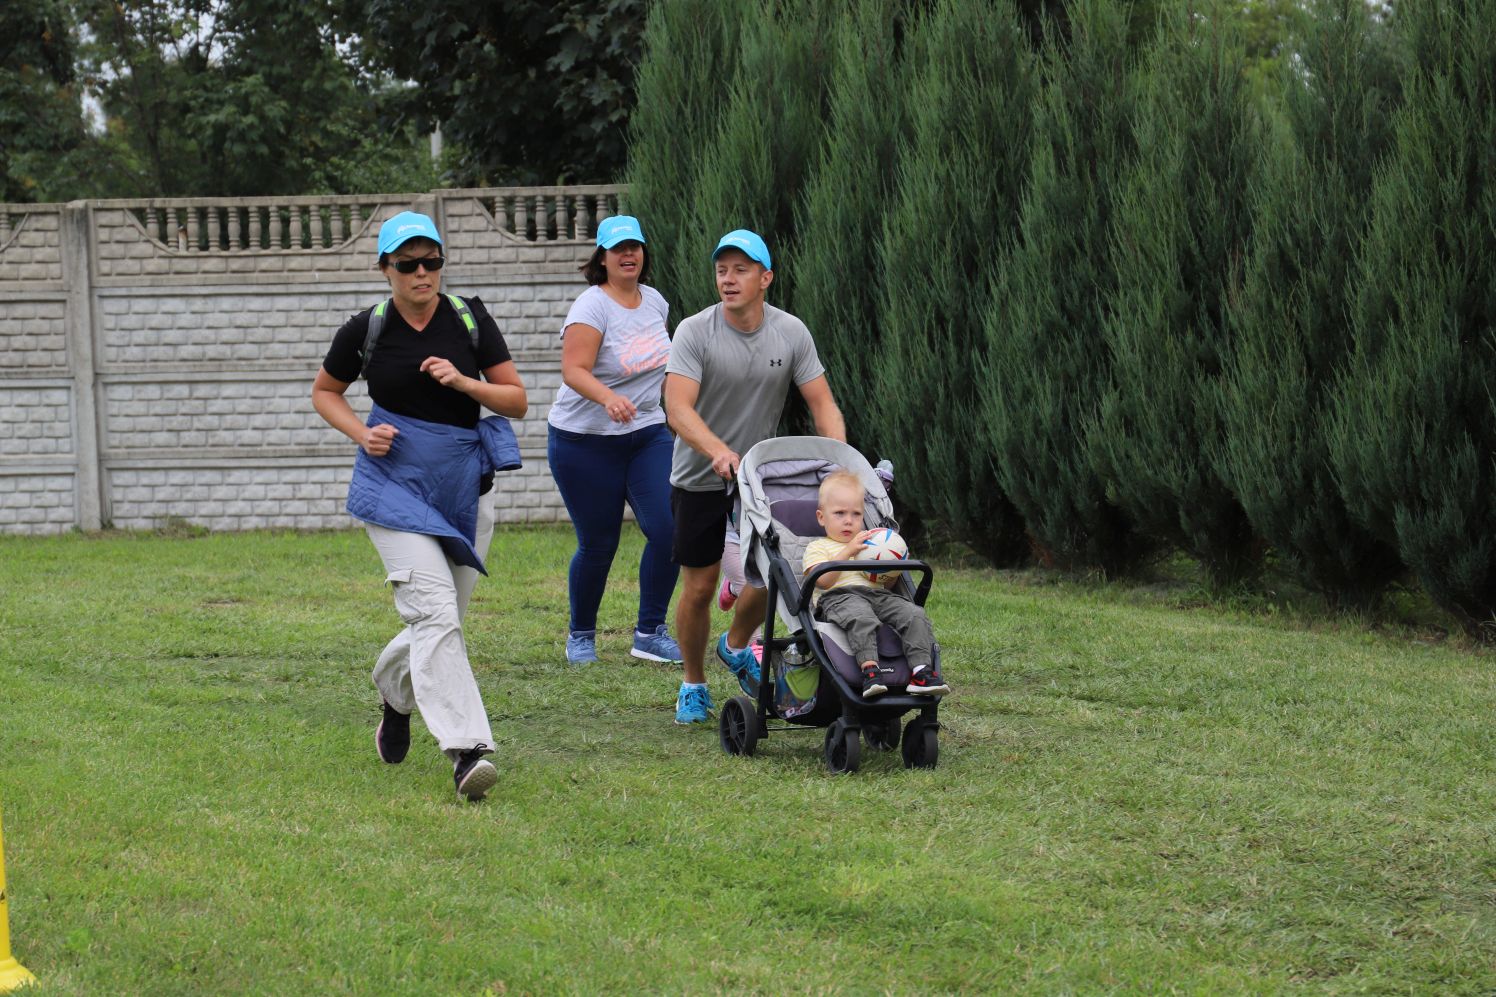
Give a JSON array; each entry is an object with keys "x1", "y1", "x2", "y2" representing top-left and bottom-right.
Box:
[{"x1": 1, "y1": 526, "x2": 1493, "y2": 994}]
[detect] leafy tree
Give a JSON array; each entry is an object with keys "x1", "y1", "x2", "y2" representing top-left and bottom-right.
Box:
[
  {"x1": 1217, "y1": 0, "x2": 1403, "y2": 608},
  {"x1": 1330, "y1": 0, "x2": 1496, "y2": 638},
  {"x1": 982, "y1": 0, "x2": 1153, "y2": 575},
  {"x1": 1090, "y1": 2, "x2": 1261, "y2": 587},
  {"x1": 1236, "y1": 0, "x2": 1314, "y2": 96},
  {"x1": 344, "y1": 0, "x2": 646, "y2": 187},
  {"x1": 0, "y1": 0, "x2": 100, "y2": 201},
  {"x1": 75, "y1": 0, "x2": 222, "y2": 196},
  {"x1": 875, "y1": 0, "x2": 1035, "y2": 566},
  {"x1": 74, "y1": 0, "x2": 427, "y2": 197}
]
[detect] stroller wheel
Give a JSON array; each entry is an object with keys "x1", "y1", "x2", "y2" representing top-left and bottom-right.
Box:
[
  {"x1": 901, "y1": 717, "x2": 939, "y2": 769},
  {"x1": 823, "y1": 719, "x2": 861, "y2": 775},
  {"x1": 719, "y1": 696, "x2": 760, "y2": 757},
  {"x1": 863, "y1": 720, "x2": 900, "y2": 752}
]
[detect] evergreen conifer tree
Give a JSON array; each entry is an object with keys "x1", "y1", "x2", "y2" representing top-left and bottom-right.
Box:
[
  {"x1": 624, "y1": 0, "x2": 744, "y2": 310},
  {"x1": 1217, "y1": 0, "x2": 1402, "y2": 608},
  {"x1": 792, "y1": 0, "x2": 912, "y2": 456},
  {"x1": 874, "y1": 0, "x2": 1034, "y2": 566},
  {"x1": 681, "y1": 0, "x2": 839, "y2": 317},
  {"x1": 1329, "y1": 0, "x2": 1496, "y2": 638},
  {"x1": 1089, "y1": 3, "x2": 1260, "y2": 587},
  {"x1": 982, "y1": 0, "x2": 1152, "y2": 575}
]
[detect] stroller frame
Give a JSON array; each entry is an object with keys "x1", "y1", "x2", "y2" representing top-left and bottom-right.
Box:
[{"x1": 716, "y1": 437, "x2": 942, "y2": 773}]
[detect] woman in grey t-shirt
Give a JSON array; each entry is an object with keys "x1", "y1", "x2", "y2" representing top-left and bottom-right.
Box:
[{"x1": 547, "y1": 216, "x2": 681, "y2": 665}]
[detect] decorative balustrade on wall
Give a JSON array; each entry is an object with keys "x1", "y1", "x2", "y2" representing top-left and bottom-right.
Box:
[
  {"x1": 121, "y1": 186, "x2": 626, "y2": 254},
  {"x1": 0, "y1": 185, "x2": 628, "y2": 535}
]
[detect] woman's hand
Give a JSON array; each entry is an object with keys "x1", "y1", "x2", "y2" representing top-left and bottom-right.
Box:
[
  {"x1": 603, "y1": 393, "x2": 638, "y2": 423},
  {"x1": 362, "y1": 423, "x2": 399, "y2": 456},
  {"x1": 420, "y1": 356, "x2": 470, "y2": 391}
]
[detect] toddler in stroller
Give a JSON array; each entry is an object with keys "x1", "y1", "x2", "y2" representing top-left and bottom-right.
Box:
[
  {"x1": 717, "y1": 436, "x2": 945, "y2": 772},
  {"x1": 802, "y1": 471, "x2": 950, "y2": 699}
]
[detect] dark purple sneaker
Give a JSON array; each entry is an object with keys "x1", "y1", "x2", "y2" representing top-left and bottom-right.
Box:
[
  {"x1": 375, "y1": 700, "x2": 411, "y2": 764},
  {"x1": 907, "y1": 664, "x2": 950, "y2": 697},
  {"x1": 454, "y1": 747, "x2": 498, "y2": 801}
]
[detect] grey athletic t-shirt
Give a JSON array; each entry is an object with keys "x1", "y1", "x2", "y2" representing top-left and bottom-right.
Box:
[
  {"x1": 667, "y1": 302, "x2": 825, "y2": 491},
  {"x1": 548, "y1": 284, "x2": 671, "y2": 436}
]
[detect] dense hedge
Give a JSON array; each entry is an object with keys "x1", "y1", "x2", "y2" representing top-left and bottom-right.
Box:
[
  {"x1": 870, "y1": 0, "x2": 1034, "y2": 565},
  {"x1": 628, "y1": 0, "x2": 1496, "y2": 638},
  {"x1": 984, "y1": 0, "x2": 1152, "y2": 575},
  {"x1": 1218, "y1": 0, "x2": 1404, "y2": 609}
]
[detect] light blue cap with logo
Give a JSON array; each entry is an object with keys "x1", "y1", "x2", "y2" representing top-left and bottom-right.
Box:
[
  {"x1": 596, "y1": 215, "x2": 646, "y2": 249},
  {"x1": 712, "y1": 229, "x2": 771, "y2": 270},
  {"x1": 378, "y1": 211, "x2": 444, "y2": 255}
]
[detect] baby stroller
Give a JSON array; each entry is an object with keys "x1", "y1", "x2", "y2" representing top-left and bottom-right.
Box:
[{"x1": 718, "y1": 436, "x2": 942, "y2": 773}]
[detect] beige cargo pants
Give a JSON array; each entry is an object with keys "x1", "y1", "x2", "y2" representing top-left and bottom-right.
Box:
[{"x1": 365, "y1": 488, "x2": 498, "y2": 754}]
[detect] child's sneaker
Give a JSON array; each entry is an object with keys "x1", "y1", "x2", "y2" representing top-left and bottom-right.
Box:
[
  {"x1": 631, "y1": 624, "x2": 683, "y2": 663},
  {"x1": 860, "y1": 663, "x2": 889, "y2": 699},
  {"x1": 716, "y1": 634, "x2": 761, "y2": 696},
  {"x1": 453, "y1": 747, "x2": 498, "y2": 801},
  {"x1": 717, "y1": 576, "x2": 739, "y2": 611},
  {"x1": 566, "y1": 629, "x2": 598, "y2": 664},
  {"x1": 907, "y1": 663, "x2": 950, "y2": 696},
  {"x1": 375, "y1": 699, "x2": 411, "y2": 764},
  {"x1": 674, "y1": 683, "x2": 715, "y2": 725}
]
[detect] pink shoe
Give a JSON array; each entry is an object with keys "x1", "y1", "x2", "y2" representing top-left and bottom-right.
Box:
[{"x1": 718, "y1": 576, "x2": 739, "y2": 611}]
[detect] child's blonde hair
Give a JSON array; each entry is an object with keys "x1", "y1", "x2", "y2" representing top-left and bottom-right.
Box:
[{"x1": 817, "y1": 470, "x2": 864, "y2": 507}]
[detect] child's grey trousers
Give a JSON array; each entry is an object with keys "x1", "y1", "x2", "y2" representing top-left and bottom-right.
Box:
[{"x1": 815, "y1": 585, "x2": 934, "y2": 670}]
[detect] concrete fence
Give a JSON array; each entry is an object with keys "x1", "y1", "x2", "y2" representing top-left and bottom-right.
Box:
[{"x1": 0, "y1": 186, "x2": 627, "y2": 535}]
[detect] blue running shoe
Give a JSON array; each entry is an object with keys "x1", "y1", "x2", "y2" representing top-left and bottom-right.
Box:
[
  {"x1": 631, "y1": 624, "x2": 682, "y2": 663},
  {"x1": 674, "y1": 683, "x2": 715, "y2": 725},
  {"x1": 716, "y1": 633, "x2": 761, "y2": 696},
  {"x1": 566, "y1": 630, "x2": 598, "y2": 664}
]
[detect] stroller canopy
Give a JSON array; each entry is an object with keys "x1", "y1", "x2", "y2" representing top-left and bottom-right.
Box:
[{"x1": 736, "y1": 436, "x2": 897, "y2": 633}]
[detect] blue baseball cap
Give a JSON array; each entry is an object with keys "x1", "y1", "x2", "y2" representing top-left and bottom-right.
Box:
[
  {"x1": 378, "y1": 211, "x2": 443, "y2": 255},
  {"x1": 596, "y1": 215, "x2": 646, "y2": 249},
  {"x1": 712, "y1": 229, "x2": 772, "y2": 270}
]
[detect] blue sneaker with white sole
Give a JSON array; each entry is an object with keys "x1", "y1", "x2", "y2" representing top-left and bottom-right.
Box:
[
  {"x1": 566, "y1": 630, "x2": 598, "y2": 664},
  {"x1": 716, "y1": 633, "x2": 760, "y2": 696},
  {"x1": 631, "y1": 624, "x2": 682, "y2": 663},
  {"x1": 674, "y1": 683, "x2": 715, "y2": 725}
]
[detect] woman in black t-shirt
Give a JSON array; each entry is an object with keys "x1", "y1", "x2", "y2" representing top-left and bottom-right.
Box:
[{"x1": 312, "y1": 210, "x2": 527, "y2": 802}]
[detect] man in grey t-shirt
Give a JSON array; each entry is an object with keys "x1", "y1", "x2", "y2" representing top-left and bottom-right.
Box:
[{"x1": 663, "y1": 229, "x2": 846, "y2": 724}]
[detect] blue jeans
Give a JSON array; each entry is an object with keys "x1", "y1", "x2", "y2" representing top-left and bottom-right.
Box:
[{"x1": 547, "y1": 423, "x2": 678, "y2": 633}]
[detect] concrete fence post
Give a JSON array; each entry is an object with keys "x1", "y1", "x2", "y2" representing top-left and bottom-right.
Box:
[{"x1": 62, "y1": 202, "x2": 103, "y2": 531}]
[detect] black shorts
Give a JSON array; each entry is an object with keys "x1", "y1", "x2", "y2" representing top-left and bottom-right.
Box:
[{"x1": 671, "y1": 486, "x2": 736, "y2": 569}]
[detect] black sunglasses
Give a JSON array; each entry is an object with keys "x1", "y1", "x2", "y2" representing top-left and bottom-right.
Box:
[{"x1": 391, "y1": 256, "x2": 445, "y2": 274}]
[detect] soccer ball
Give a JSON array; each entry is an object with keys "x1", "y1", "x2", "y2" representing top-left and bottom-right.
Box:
[{"x1": 856, "y1": 528, "x2": 909, "y2": 584}]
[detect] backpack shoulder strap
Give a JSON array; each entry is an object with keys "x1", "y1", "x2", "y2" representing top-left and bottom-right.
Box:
[
  {"x1": 359, "y1": 299, "x2": 391, "y2": 380},
  {"x1": 360, "y1": 296, "x2": 478, "y2": 380},
  {"x1": 446, "y1": 293, "x2": 479, "y2": 353}
]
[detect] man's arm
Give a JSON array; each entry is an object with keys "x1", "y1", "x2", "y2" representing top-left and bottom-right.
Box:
[
  {"x1": 665, "y1": 372, "x2": 739, "y2": 479},
  {"x1": 798, "y1": 375, "x2": 846, "y2": 443}
]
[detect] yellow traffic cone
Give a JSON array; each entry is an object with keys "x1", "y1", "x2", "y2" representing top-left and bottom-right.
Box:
[{"x1": 0, "y1": 808, "x2": 36, "y2": 992}]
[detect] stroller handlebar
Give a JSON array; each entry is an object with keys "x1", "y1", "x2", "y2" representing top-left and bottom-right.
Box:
[{"x1": 795, "y1": 559, "x2": 934, "y2": 615}]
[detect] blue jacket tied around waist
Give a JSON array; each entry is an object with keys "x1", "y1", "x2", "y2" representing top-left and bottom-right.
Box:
[{"x1": 346, "y1": 403, "x2": 522, "y2": 574}]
